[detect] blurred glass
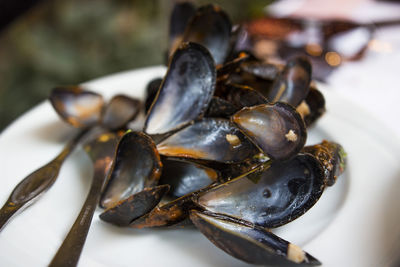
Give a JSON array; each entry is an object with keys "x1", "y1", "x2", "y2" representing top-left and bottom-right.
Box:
[{"x1": 246, "y1": 17, "x2": 378, "y2": 80}]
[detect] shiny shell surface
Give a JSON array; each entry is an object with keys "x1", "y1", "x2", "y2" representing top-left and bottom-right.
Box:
[
  {"x1": 100, "y1": 131, "x2": 162, "y2": 209},
  {"x1": 144, "y1": 42, "x2": 216, "y2": 135},
  {"x1": 157, "y1": 118, "x2": 259, "y2": 163},
  {"x1": 196, "y1": 154, "x2": 325, "y2": 228},
  {"x1": 232, "y1": 102, "x2": 307, "y2": 160},
  {"x1": 49, "y1": 86, "x2": 104, "y2": 128}
]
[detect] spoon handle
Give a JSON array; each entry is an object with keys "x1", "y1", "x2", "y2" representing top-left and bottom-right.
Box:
[
  {"x1": 0, "y1": 129, "x2": 88, "y2": 232},
  {"x1": 49, "y1": 167, "x2": 107, "y2": 267}
]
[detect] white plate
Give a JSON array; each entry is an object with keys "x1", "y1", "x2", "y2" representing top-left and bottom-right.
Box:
[{"x1": 0, "y1": 66, "x2": 400, "y2": 267}]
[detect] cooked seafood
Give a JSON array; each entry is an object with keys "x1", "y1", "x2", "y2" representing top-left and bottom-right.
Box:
[{"x1": 1, "y1": 3, "x2": 347, "y2": 267}]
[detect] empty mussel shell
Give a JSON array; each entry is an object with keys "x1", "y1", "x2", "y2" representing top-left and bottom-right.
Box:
[
  {"x1": 100, "y1": 131, "x2": 162, "y2": 209},
  {"x1": 157, "y1": 118, "x2": 260, "y2": 163},
  {"x1": 144, "y1": 42, "x2": 216, "y2": 135},
  {"x1": 196, "y1": 154, "x2": 325, "y2": 228},
  {"x1": 99, "y1": 184, "x2": 169, "y2": 227},
  {"x1": 101, "y1": 94, "x2": 141, "y2": 130},
  {"x1": 182, "y1": 4, "x2": 232, "y2": 65},
  {"x1": 190, "y1": 211, "x2": 321, "y2": 266},
  {"x1": 159, "y1": 158, "x2": 219, "y2": 198},
  {"x1": 49, "y1": 86, "x2": 104, "y2": 128},
  {"x1": 240, "y1": 61, "x2": 280, "y2": 81},
  {"x1": 297, "y1": 86, "x2": 326, "y2": 127},
  {"x1": 232, "y1": 102, "x2": 306, "y2": 161},
  {"x1": 303, "y1": 140, "x2": 346, "y2": 186},
  {"x1": 268, "y1": 56, "x2": 312, "y2": 107},
  {"x1": 168, "y1": 2, "x2": 196, "y2": 57}
]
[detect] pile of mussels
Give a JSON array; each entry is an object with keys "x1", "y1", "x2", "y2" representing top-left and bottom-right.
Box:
[{"x1": 50, "y1": 3, "x2": 346, "y2": 266}]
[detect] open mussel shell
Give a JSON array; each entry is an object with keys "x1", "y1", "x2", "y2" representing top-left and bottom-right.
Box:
[
  {"x1": 232, "y1": 103, "x2": 306, "y2": 161},
  {"x1": 168, "y1": 2, "x2": 196, "y2": 58},
  {"x1": 196, "y1": 154, "x2": 325, "y2": 228},
  {"x1": 144, "y1": 42, "x2": 216, "y2": 136},
  {"x1": 100, "y1": 131, "x2": 162, "y2": 209},
  {"x1": 182, "y1": 4, "x2": 232, "y2": 65},
  {"x1": 49, "y1": 86, "x2": 104, "y2": 128},
  {"x1": 240, "y1": 61, "x2": 280, "y2": 81},
  {"x1": 99, "y1": 184, "x2": 169, "y2": 227},
  {"x1": 268, "y1": 56, "x2": 312, "y2": 107},
  {"x1": 190, "y1": 211, "x2": 321, "y2": 266},
  {"x1": 101, "y1": 94, "x2": 141, "y2": 130},
  {"x1": 159, "y1": 158, "x2": 219, "y2": 198},
  {"x1": 157, "y1": 118, "x2": 260, "y2": 163},
  {"x1": 297, "y1": 86, "x2": 326, "y2": 127},
  {"x1": 303, "y1": 140, "x2": 346, "y2": 186}
]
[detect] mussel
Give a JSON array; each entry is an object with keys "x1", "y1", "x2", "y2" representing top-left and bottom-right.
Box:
[
  {"x1": 130, "y1": 153, "x2": 325, "y2": 230},
  {"x1": 93, "y1": 4, "x2": 344, "y2": 267},
  {"x1": 159, "y1": 158, "x2": 219, "y2": 198},
  {"x1": 179, "y1": 4, "x2": 232, "y2": 65},
  {"x1": 232, "y1": 102, "x2": 307, "y2": 161},
  {"x1": 190, "y1": 211, "x2": 321, "y2": 266},
  {"x1": 144, "y1": 42, "x2": 216, "y2": 136},
  {"x1": 50, "y1": 86, "x2": 104, "y2": 128},
  {"x1": 303, "y1": 140, "x2": 346, "y2": 186},
  {"x1": 267, "y1": 56, "x2": 312, "y2": 107},
  {"x1": 100, "y1": 131, "x2": 162, "y2": 209},
  {"x1": 156, "y1": 118, "x2": 260, "y2": 163},
  {"x1": 50, "y1": 86, "x2": 142, "y2": 131}
]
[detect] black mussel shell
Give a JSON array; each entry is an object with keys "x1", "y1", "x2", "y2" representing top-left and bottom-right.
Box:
[
  {"x1": 205, "y1": 97, "x2": 238, "y2": 119},
  {"x1": 100, "y1": 131, "x2": 162, "y2": 209},
  {"x1": 221, "y1": 83, "x2": 268, "y2": 109},
  {"x1": 182, "y1": 4, "x2": 232, "y2": 65},
  {"x1": 216, "y1": 52, "x2": 252, "y2": 77},
  {"x1": 130, "y1": 184, "x2": 215, "y2": 228},
  {"x1": 297, "y1": 86, "x2": 326, "y2": 127},
  {"x1": 99, "y1": 185, "x2": 169, "y2": 226},
  {"x1": 144, "y1": 77, "x2": 162, "y2": 114},
  {"x1": 168, "y1": 2, "x2": 196, "y2": 57},
  {"x1": 226, "y1": 69, "x2": 274, "y2": 97},
  {"x1": 268, "y1": 56, "x2": 312, "y2": 107},
  {"x1": 144, "y1": 42, "x2": 216, "y2": 135},
  {"x1": 49, "y1": 86, "x2": 104, "y2": 128},
  {"x1": 101, "y1": 94, "x2": 141, "y2": 130},
  {"x1": 159, "y1": 158, "x2": 219, "y2": 198},
  {"x1": 241, "y1": 61, "x2": 280, "y2": 81},
  {"x1": 190, "y1": 211, "x2": 321, "y2": 266},
  {"x1": 196, "y1": 154, "x2": 325, "y2": 228},
  {"x1": 232, "y1": 103, "x2": 307, "y2": 161},
  {"x1": 303, "y1": 140, "x2": 346, "y2": 186},
  {"x1": 157, "y1": 118, "x2": 260, "y2": 163}
]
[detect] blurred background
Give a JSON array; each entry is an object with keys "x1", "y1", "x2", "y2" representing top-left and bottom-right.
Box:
[{"x1": 0, "y1": 0, "x2": 399, "y2": 133}]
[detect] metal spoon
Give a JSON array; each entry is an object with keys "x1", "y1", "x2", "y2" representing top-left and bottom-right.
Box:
[
  {"x1": 0, "y1": 87, "x2": 103, "y2": 233},
  {"x1": 0, "y1": 128, "x2": 89, "y2": 232},
  {"x1": 49, "y1": 132, "x2": 118, "y2": 267}
]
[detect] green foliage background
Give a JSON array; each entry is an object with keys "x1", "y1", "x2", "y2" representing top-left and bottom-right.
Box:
[{"x1": 0, "y1": 0, "x2": 269, "y2": 131}]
